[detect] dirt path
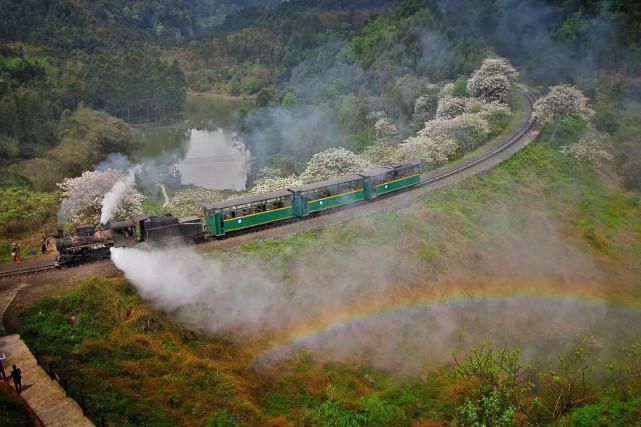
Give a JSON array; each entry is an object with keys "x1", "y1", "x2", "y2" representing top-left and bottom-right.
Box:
[{"x1": 0, "y1": 335, "x2": 94, "y2": 427}]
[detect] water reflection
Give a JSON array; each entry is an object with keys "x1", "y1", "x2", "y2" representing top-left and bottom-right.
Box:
[{"x1": 175, "y1": 129, "x2": 248, "y2": 191}]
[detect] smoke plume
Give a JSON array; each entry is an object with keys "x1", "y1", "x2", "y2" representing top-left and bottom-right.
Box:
[
  {"x1": 108, "y1": 197, "x2": 641, "y2": 375},
  {"x1": 100, "y1": 168, "x2": 137, "y2": 224}
]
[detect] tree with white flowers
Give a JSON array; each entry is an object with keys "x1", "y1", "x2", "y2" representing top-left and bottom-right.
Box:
[
  {"x1": 412, "y1": 83, "x2": 441, "y2": 127},
  {"x1": 300, "y1": 147, "x2": 368, "y2": 183},
  {"x1": 362, "y1": 143, "x2": 401, "y2": 166},
  {"x1": 436, "y1": 95, "x2": 468, "y2": 119},
  {"x1": 423, "y1": 113, "x2": 491, "y2": 154},
  {"x1": 466, "y1": 57, "x2": 519, "y2": 104},
  {"x1": 250, "y1": 175, "x2": 302, "y2": 194},
  {"x1": 57, "y1": 169, "x2": 144, "y2": 226},
  {"x1": 397, "y1": 134, "x2": 457, "y2": 169},
  {"x1": 166, "y1": 186, "x2": 225, "y2": 218},
  {"x1": 560, "y1": 126, "x2": 612, "y2": 166},
  {"x1": 533, "y1": 84, "x2": 594, "y2": 125},
  {"x1": 473, "y1": 102, "x2": 513, "y2": 135},
  {"x1": 374, "y1": 117, "x2": 401, "y2": 146}
]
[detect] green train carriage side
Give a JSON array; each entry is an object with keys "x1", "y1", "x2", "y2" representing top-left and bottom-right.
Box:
[
  {"x1": 288, "y1": 174, "x2": 365, "y2": 217},
  {"x1": 203, "y1": 160, "x2": 423, "y2": 237},
  {"x1": 204, "y1": 190, "x2": 294, "y2": 236}
]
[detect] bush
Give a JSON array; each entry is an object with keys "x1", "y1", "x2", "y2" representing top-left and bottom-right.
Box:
[{"x1": 0, "y1": 187, "x2": 57, "y2": 236}]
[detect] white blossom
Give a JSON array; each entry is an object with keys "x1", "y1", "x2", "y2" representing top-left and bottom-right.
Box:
[
  {"x1": 166, "y1": 187, "x2": 225, "y2": 218},
  {"x1": 374, "y1": 118, "x2": 401, "y2": 146},
  {"x1": 439, "y1": 82, "x2": 455, "y2": 97},
  {"x1": 466, "y1": 57, "x2": 518, "y2": 104},
  {"x1": 57, "y1": 169, "x2": 144, "y2": 226},
  {"x1": 412, "y1": 84, "x2": 441, "y2": 127},
  {"x1": 436, "y1": 95, "x2": 468, "y2": 119},
  {"x1": 300, "y1": 147, "x2": 369, "y2": 183},
  {"x1": 256, "y1": 166, "x2": 283, "y2": 180},
  {"x1": 560, "y1": 126, "x2": 613, "y2": 166},
  {"x1": 361, "y1": 143, "x2": 402, "y2": 166},
  {"x1": 397, "y1": 135, "x2": 457, "y2": 169},
  {"x1": 473, "y1": 101, "x2": 513, "y2": 134},
  {"x1": 250, "y1": 175, "x2": 302, "y2": 194},
  {"x1": 533, "y1": 84, "x2": 594, "y2": 125},
  {"x1": 421, "y1": 113, "x2": 491, "y2": 154}
]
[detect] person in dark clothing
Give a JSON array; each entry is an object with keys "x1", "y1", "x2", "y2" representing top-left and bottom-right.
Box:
[
  {"x1": 41, "y1": 237, "x2": 47, "y2": 254},
  {"x1": 10, "y1": 364, "x2": 22, "y2": 393}
]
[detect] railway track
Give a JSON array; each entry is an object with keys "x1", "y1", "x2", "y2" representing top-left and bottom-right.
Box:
[
  {"x1": 0, "y1": 92, "x2": 536, "y2": 280},
  {"x1": 0, "y1": 263, "x2": 57, "y2": 279}
]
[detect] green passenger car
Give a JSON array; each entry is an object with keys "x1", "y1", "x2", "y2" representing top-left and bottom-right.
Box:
[
  {"x1": 360, "y1": 160, "x2": 423, "y2": 198},
  {"x1": 204, "y1": 190, "x2": 293, "y2": 236},
  {"x1": 289, "y1": 175, "x2": 365, "y2": 217}
]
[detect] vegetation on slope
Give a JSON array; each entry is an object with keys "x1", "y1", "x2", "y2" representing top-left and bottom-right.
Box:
[{"x1": 19, "y1": 118, "x2": 641, "y2": 424}]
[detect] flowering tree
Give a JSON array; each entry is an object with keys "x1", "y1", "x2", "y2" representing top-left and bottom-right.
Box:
[
  {"x1": 57, "y1": 169, "x2": 144, "y2": 226},
  {"x1": 474, "y1": 102, "x2": 513, "y2": 135},
  {"x1": 166, "y1": 187, "x2": 225, "y2": 218},
  {"x1": 466, "y1": 57, "x2": 519, "y2": 104},
  {"x1": 250, "y1": 175, "x2": 302, "y2": 194},
  {"x1": 397, "y1": 135, "x2": 457, "y2": 169},
  {"x1": 436, "y1": 95, "x2": 468, "y2": 119},
  {"x1": 533, "y1": 85, "x2": 594, "y2": 125},
  {"x1": 412, "y1": 84, "x2": 441, "y2": 127},
  {"x1": 362, "y1": 143, "x2": 401, "y2": 166},
  {"x1": 374, "y1": 118, "x2": 401, "y2": 146},
  {"x1": 560, "y1": 127, "x2": 613, "y2": 166},
  {"x1": 423, "y1": 113, "x2": 491, "y2": 154},
  {"x1": 300, "y1": 147, "x2": 368, "y2": 183},
  {"x1": 256, "y1": 166, "x2": 283, "y2": 180}
]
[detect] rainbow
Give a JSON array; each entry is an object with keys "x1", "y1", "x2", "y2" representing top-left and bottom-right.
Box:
[{"x1": 252, "y1": 280, "x2": 641, "y2": 366}]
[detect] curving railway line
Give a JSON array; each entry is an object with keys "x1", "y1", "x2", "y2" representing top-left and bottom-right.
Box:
[{"x1": 0, "y1": 91, "x2": 538, "y2": 280}]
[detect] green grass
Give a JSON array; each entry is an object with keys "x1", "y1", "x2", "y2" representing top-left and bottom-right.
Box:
[
  {"x1": 17, "y1": 116, "x2": 641, "y2": 425},
  {"x1": 0, "y1": 386, "x2": 33, "y2": 427}
]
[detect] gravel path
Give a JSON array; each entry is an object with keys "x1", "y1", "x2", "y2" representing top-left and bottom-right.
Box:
[{"x1": 0, "y1": 335, "x2": 94, "y2": 426}]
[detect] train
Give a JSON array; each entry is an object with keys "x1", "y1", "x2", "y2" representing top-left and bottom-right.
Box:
[{"x1": 55, "y1": 160, "x2": 422, "y2": 266}]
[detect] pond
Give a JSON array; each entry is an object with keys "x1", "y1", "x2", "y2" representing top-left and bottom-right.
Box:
[{"x1": 132, "y1": 95, "x2": 251, "y2": 191}]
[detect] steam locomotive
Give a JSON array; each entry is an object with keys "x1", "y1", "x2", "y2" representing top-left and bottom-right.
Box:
[
  {"x1": 55, "y1": 214, "x2": 205, "y2": 266},
  {"x1": 56, "y1": 160, "x2": 422, "y2": 266}
]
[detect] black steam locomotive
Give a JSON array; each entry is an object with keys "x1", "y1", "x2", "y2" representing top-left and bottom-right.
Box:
[{"x1": 55, "y1": 214, "x2": 205, "y2": 266}]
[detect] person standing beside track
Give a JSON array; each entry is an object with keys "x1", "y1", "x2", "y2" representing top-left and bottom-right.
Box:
[{"x1": 11, "y1": 242, "x2": 20, "y2": 263}]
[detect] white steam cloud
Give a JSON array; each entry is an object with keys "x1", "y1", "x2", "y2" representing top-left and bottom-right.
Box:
[{"x1": 100, "y1": 168, "x2": 137, "y2": 224}]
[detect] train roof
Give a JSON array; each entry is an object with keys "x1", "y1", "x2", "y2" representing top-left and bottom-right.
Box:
[
  {"x1": 357, "y1": 166, "x2": 393, "y2": 177},
  {"x1": 204, "y1": 189, "x2": 292, "y2": 210},
  {"x1": 178, "y1": 216, "x2": 201, "y2": 223},
  {"x1": 388, "y1": 159, "x2": 422, "y2": 169},
  {"x1": 289, "y1": 174, "x2": 363, "y2": 193},
  {"x1": 108, "y1": 219, "x2": 135, "y2": 230}
]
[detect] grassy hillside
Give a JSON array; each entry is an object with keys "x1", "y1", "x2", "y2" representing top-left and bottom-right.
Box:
[{"x1": 18, "y1": 118, "x2": 641, "y2": 424}]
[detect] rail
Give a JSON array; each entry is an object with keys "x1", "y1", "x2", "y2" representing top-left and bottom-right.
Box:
[{"x1": 0, "y1": 264, "x2": 56, "y2": 279}]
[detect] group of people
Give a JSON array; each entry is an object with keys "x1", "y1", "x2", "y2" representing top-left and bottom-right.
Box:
[
  {"x1": 0, "y1": 358, "x2": 22, "y2": 393},
  {"x1": 10, "y1": 237, "x2": 50, "y2": 263}
]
